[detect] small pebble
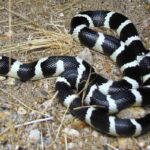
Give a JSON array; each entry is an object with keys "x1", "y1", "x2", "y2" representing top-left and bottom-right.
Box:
[
  {"x1": 78, "y1": 48, "x2": 93, "y2": 65},
  {"x1": 118, "y1": 107, "x2": 146, "y2": 118},
  {"x1": 118, "y1": 138, "x2": 133, "y2": 149},
  {"x1": 79, "y1": 141, "x2": 83, "y2": 147},
  {"x1": 146, "y1": 145, "x2": 150, "y2": 150},
  {"x1": 100, "y1": 136, "x2": 107, "y2": 145},
  {"x1": 29, "y1": 129, "x2": 41, "y2": 143},
  {"x1": 59, "y1": 13, "x2": 64, "y2": 17},
  {"x1": 83, "y1": 127, "x2": 90, "y2": 133},
  {"x1": 65, "y1": 114, "x2": 74, "y2": 121},
  {"x1": 15, "y1": 145, "x2": 25, "y2": 150},
  {"x1": 67, "y1": 143, "x2": 75, "y2": 149},
  {"x1": 17, "y1": 107, "x2": 27, "y2": 115},
  {"x1": 6, "y1": 78, "x2": 17, "y2": 85},
  {"x1": 0, "y1": 76, "x2": 6, "y2": 80},
  {"x1": 63, "y1": 127, "x2": 80, "y2": 137},
  {"x1": 92, "y1": 131, "x2": 99, "y2": 138},
  {"x1": 139, "y1": 141, "x2": 146, "y2": 148},
  {"x1": 72, "y1": 119, "x2": 86, "y2": 129}
]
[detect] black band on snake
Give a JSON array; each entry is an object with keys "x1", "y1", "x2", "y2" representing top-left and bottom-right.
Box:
[{"x1": 0, "y1": 10, "x2": 150, "y2": 137}]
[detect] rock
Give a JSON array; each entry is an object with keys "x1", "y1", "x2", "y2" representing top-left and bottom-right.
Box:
[
  {"x1": 17, "y1": 107, "x2": 27, "y2": 115},
  {"x1": 72, "y1": 119, "x2": 87, "y2": 129},
  {"x1": 67, "y1": 143, "x2": 75, "y2": 149},
  {"x1": 65, "y1": 114, "x2": 74, "y2": 121},
  {"x1": 146, "y1": 145, "x2": 150, "y2": 150},
  {"x1": 138, "y1": 141, "x2": 146, "y2": 148},
  {"x1": 92, "y1": 131, "x2": 99, "y2": 138},
  {"x1": 118, "y1": 107, "x2": 146, "y2": 118},
  {"x1": 83, "y1": 127, "x2": 90, "y2": 133},
  {"x1": 63, "y1": 127, "x2": 80, "y2": 137},
  {"x1": 77, "y1": 48, "x2": 93, "y2": 65},
  {"x1": 59, "y1": 13, "x2": 64, "y2": 17},
  {"x1": 118, "y1": 138, "x2": 134, "y2": 149},
  {"x1": 29, "y1": 129, "x2": 41, "y2": 143},
  {"x1": 0, "y1": 76, "x2": 6, "y2": 81},
  {"x1": 6, "y1": 78, "x2": 17, "y2": 85}
]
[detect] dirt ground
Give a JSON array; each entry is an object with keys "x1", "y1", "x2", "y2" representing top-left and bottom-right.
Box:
[{"x1": 0, "y1": 0, "x2": 150, "y2": 150}]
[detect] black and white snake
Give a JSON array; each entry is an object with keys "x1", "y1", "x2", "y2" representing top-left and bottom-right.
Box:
[{"x1": 0, "y1": 10, "x2": 150, "y2": 137}]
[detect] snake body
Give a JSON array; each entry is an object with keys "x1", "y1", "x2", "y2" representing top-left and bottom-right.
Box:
[{"x1": 0, "y1": 10, "x2": 150, "y2": 137}]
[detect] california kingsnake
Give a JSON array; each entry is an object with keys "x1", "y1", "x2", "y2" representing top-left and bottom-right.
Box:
[{"x1": 0, "y1": 10, "x2": 150, "y2": 137}]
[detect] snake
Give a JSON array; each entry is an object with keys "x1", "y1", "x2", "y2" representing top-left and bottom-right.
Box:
[{"x1": 0, "y1": 10, "x2": 150, "y2": 137}]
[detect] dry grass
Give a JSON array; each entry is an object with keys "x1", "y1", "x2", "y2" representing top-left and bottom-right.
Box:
[
  {"x1": 0, "y1": 7, "x2": 74, "y2": 55},
  {"x1": 0, "y1": 0, "x2": 150, "y2": 150}
]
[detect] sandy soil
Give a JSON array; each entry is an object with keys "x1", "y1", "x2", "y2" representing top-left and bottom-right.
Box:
[{"x1": 0, "y1": 0, "x2": 150, "y2": 150}]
